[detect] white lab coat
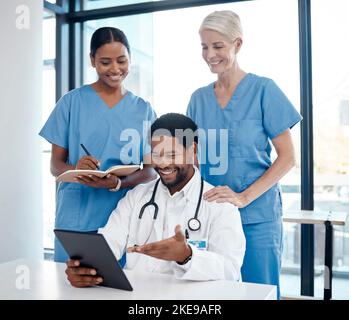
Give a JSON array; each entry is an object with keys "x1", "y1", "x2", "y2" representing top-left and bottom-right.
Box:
[{"x1": 98, "y1": 168, "x2": 246, "y2": 281}]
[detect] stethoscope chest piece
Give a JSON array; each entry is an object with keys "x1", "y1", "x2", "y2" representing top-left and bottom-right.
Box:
[{"x1": 188, "y1": 217, "x2": 201, "y2": 231}]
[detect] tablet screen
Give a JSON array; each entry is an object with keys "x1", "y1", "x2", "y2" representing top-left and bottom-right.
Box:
[{"x1": 54, "y1": 229, "x2": 133, "y2": 291}]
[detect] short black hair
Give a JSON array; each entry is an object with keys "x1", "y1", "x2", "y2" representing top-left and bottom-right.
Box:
[
  {"x1": 150, "y1": 113, "x2": 198, "y2": 148},
  {"x1": 90, "y1": 27, "x2": 131, "y2": 57}
]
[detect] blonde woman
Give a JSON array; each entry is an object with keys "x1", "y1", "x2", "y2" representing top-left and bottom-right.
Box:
[{"x1": 186, "y1": 10, "x2": 302, "y2": 298}]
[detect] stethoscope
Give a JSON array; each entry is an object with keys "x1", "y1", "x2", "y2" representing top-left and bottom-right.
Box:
[{"x1": 135, "y1": 177, "x2": 204, "y2": 245}]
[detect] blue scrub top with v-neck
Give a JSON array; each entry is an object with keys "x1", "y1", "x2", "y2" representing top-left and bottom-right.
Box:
[
  {"x1": 39, "y1": 85, "x2": 157, "y2": 232},
  {"x1": 187, "y1": 73, "x2": 302, "y2": 224}
]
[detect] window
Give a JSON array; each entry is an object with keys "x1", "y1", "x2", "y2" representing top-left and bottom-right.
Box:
[
  {"x1": 83, "y1": 0, "x2": 163, "y2": 10},
  {"x1": 42, "y1": 9, "x2": 56, "y2": 251},
  {"x1": 312, "y1": 0, "x2": 349, "y2": 299}
]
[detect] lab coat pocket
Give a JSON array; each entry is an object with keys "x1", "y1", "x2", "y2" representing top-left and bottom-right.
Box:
[
  {"x1": 56, "y1": 188, "x2": 81, "y2": 229},
  {"x1": 241, "y1": 176, "x2": 281, "y2": 224}
]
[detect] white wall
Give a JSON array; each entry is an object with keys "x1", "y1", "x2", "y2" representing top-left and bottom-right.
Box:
[{"x1": 0, "y1": 0, "x2": 43, "y2": 262}]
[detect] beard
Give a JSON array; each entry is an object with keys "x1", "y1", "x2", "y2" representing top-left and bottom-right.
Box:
[{"x1": 155, "y1": 166, "x2": 189, "y2": 188}]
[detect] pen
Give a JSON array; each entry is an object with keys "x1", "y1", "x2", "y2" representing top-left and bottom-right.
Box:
[
  {"x1": 80, "y1": 143, "x2": 100, "y2": 169},
  {"x1": 185, "y1": 229, "x2": 189, "y2": 240}
]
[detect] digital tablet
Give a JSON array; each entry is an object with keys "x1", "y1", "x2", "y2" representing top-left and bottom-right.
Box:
[{"x1": 54, "y1": 229, "x2": 133, "y2": 291}]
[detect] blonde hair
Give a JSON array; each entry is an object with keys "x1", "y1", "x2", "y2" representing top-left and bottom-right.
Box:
[{"x1": 199, "y1": 10, "x2": 243, "y2": 43}]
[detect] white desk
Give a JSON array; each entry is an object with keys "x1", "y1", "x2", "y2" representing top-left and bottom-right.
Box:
[
  {"x1": 283, "y1": 210, "x2": 348, "y2": 300},
  {"x1": 283, "y1": 210, "x2": 347, "y2": 226},
  {"x1": 0, "y1": 259, "x2": 276, "y2": 300}
]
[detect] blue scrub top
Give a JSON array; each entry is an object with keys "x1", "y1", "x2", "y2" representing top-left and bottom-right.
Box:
[
  {"x1": 39, "y1": 85, "x2": 157, "y2": 231},
  {"x1": 187, "y1": 73, "x2": 302, "y2": 224}
]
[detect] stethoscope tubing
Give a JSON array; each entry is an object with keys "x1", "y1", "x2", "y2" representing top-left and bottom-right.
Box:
[{"x1": 135, "y1": 176, "x2": 204, "y2": 245}]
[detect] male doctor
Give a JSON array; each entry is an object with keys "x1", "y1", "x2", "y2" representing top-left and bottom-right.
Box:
[{"x1": 65, "y1": 113, "x2": 245, "y2": 287}]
